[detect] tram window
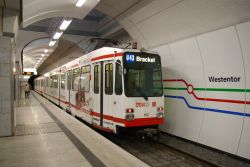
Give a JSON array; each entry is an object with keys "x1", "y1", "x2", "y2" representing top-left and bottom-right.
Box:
[
  {"x1": 115, "y1": 60, "x2": 122, "y2": 95},
  {"x1": 80, "y1": 65, "x2": 90, "y2": 92},
  {"x1": 67, "y1": 70, "x2": 71, "y2": 90},
  {"x1": 54, "y1": 75, "x2": 58, "y2": 88},
  {"x1": 105, "y1": 63, "x2": 113, "y2": 95},
  {"x1": 61, "y1": 73, "x2": 66, "y2": 89},
  {"x1": 94, "y1": 65, "x2": 99, "y2": 94},
  {"x1": 46, "y1": 78, "x2": 49, "y2": 88},
  {"x1": 50, "y1": 76, "x2": 53, "y2": 88},
  {"x1": 72, "y1": 68, "x2": 80, "y2": 91}
]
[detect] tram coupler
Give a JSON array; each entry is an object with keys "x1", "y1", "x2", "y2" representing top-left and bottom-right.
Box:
[{"x1": 137, "y1": 128, "x2": 160, "y2": 140}]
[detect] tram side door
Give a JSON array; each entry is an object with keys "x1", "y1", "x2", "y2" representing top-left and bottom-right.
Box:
[
  {"x1": 92, "y1": 62, "x2": 102, "y2": 126},
  {"x1": 92, "y1": 61, "x2": 114, "y2": 127},
  {"x1": 102, "y1": 61, "x2": 114, "y2": 127}
]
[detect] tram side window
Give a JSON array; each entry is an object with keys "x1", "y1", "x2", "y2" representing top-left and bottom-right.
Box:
[
  {"x1": 46, "y1": 78, "x2": 49, "y2": 88},
  {"x1": 61, "y1": 73, "x2": 66, "y2": 89},
  {"x1": 53, "y1": 75, "x2": 58, "y2": 88},
  {"x1": 80, "y1": 65, "x2": 90, "y2": 92},
  {"x1": 94, "y1": 65, "x2": 99, "y2": 94},
  {"x1": 153, "y1": 69, "x2": 162, "y2": 94},
  {"x1": 115, "y1": 60, "x2": 123, "y2": 95},
  {"x1": 50, "y1": 76, "x2": 53, "y2": 88},
  {"x1": 67, "y1": 70, "x2": 71, "y2": 90},
  {"x1": 105, "y1": 63, "x2": 113, "y2": 95},
  {"x1": 72, "y1": 68, "x2": 80, "y2": 91}
]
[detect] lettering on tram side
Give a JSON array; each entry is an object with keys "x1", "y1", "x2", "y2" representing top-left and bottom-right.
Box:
[
  {"x1": 208, "y1": 76, "x2": 241, "y2": 82},
  {"x1": 136, "y1": 102, "x2": 150, "y2": 107}
]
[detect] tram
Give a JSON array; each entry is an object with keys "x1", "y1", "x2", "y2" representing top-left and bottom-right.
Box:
[{"x1": 35, "y1": 47, "x2": 164, "y2": 133}]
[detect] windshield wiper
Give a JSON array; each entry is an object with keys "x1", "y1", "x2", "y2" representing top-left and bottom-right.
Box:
[{"x1": 135, "y1": 87, "x2": 148, "y2": 101}]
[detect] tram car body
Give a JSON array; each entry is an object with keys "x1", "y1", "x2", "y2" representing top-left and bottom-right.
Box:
[{"x1": 35, "y1": 47, "x2": 164, "y2": 133}]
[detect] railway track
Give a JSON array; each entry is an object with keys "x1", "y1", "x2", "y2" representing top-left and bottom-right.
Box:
[{"x1": 99, "y1": 130, "x2": 218, "y2": 167}]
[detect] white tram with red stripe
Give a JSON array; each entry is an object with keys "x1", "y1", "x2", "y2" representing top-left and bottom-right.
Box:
[{"x1": 35, "y1": 47, "x2": 164, "y2": 133}]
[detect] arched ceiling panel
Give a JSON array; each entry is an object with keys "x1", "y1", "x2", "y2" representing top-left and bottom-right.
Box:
[{"x1": 22, "y1": 0, "x2": 100, "y2": 27}]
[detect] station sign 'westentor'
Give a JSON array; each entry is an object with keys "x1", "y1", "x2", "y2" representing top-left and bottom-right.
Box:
[{"x1": 208, "y1": 76, "x2": 241, "y2": 82}]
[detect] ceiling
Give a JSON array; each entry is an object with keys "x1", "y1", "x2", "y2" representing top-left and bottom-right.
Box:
[
  {"x1": 0, "y1": 0, "x2": 20, "y2": 9},
  {"x1": 0, "y1": 0, "x2": 4, "y2": 7},
  {"x1": 21, "y1": 9, "x2": 107, "y2": 37},
  {"x1": 23, "y1": 38, "x2": 58, "y2": 69},
  {"x1": 21, "y1": 8, "x2": 123, "y2": 69},
  {"x1": 20, "y1": 0, "x2": 151, "y2": 71}
]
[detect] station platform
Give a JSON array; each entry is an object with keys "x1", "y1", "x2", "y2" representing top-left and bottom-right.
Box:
[{"x1": 0, "y1": 91, "x2": 148, "y2": 167}]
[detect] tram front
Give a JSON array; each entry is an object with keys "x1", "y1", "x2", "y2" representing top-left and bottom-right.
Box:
[{"x1": 121, "y1": 51, "x2": 164, "y2": 128}]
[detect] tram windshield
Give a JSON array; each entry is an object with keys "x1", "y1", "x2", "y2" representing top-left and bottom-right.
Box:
[{"x1": 123, "y1": 52, "x2": 163, "y2": 98}]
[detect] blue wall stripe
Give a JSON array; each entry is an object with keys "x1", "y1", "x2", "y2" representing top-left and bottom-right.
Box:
[{"x1": 165, "y1": 95, "x2": 250, "y2": 117}]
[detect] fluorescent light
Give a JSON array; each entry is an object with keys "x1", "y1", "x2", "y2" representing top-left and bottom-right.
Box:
[
  {"x1": 59, "y1": 19, "x2": 72, "y2": 30},
  {"x1": 75, "y1": 0, "x2": 86, "y2": 7},
  {"x1": 44, "y1": 49, "x2": 48, "y2": 53},
  {"x1": 53, "y1": 32, "x2": 63, "y2": 39},
  {"x1": 39, "y1": 57, "x2": 42, "y2": 60},
  {"x1": 49, "y1": 40, "x2": 56, "y2": 46},
  {"x1": 42, "y1": 54, "x2": 45, "y2": 57}
]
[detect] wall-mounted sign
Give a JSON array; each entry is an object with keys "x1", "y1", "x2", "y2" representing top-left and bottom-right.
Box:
[{"x1": 208, "y1": 76, "x2": 241, "y2": 82}]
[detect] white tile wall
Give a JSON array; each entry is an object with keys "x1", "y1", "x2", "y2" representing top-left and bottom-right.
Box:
[
  {"x1": 0, "y1": 77, "x2": 11, "y2": 100},
  {"x1": 0, "y1": 37, "x2": 13, "y2": 137},
  {"x1": 0, "y1": 112, "x2": 12, "y2": 136}
]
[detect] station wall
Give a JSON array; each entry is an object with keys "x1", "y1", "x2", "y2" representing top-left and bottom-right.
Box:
[
  {"x1": 153, "y1": 21, "x2": 250, "y2": 159},
  {"x1": 105, "y1": 0, "x2": 250, "y2": 159}
]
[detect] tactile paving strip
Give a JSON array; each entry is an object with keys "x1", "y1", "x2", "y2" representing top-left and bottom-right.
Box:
[{"x1": 15, "y1": 122, "x2": 62, "y2": 136}]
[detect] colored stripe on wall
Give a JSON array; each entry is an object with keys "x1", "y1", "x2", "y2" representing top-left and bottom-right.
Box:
[{"x1": 165, "y1": 95, "x2": 250, "y2": 117}]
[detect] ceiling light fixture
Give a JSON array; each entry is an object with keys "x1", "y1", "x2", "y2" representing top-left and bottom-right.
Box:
[
  {"x1": 59, "y1": 19, "x2": 72, "y2": 30},
  {"x1": 44, "y1": 49, "x2": 48, "y2": 53},
  {"x1": 75, "y1": 0, "x2": 87, "y2": 7},
  {"x1": 42, "y1": 54, "x2": 45, "y2": 57},
  {"x1": 53, "y1": 32, "x2": 63, "y2": 39},
  {"x1": 49, "y1": 40, "x2": 56, "y2": 47}
]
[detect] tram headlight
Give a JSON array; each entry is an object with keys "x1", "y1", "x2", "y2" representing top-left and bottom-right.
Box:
[
  {"x1": 125, "y1": 114, "x2": 134, "y2": 121},
  {"x1": 126, "y1": 108, "x2": 134, "y2": 113},
  {"x1": 157, "y1": 106, "x2": 164, "y2": 118},
  {"x1": 157, "y1": 106, "x2": 164, "y2": 112},
  {"x1": 125, "y1": 108, "x2": 134, "y2": 121}
]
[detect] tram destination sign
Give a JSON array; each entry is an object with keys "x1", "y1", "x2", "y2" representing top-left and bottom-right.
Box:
[{"x1": 125, "y1": 53, "x2": 156, "y2": 63}]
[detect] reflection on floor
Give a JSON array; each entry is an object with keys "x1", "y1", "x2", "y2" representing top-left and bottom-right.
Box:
[{"x1": 0, "y1": 94, "x2": 91, "y2": 167}]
